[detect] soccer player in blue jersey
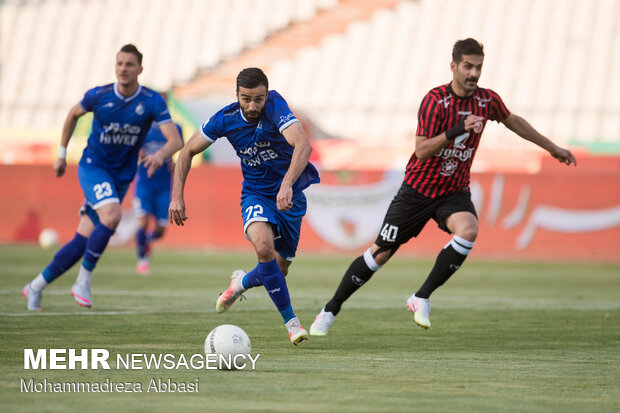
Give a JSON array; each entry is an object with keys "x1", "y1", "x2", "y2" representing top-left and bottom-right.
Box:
[
  {"x1": 134, "y1": 106, "x2": 184, "y2": 275},
  {"x1": 22, "y1": 44, "x2": 183, "y2": 310},
  {"x1": 169, "y1": 67, "x2": 320, "y2": 345}
]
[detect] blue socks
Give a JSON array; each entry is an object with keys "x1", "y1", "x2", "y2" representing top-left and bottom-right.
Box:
[
  {"x1": 241, "y1": 267, "x2": 263, "y2": 289},
  {"x1": 137, "y1": 228, "x2": 164, "y2": 259},
  {"x1": 254, "y1": 259, "x2": 295, "y2": 323},
  {"x1": 136, "y1": 228, "x2": 147, "y2": 259},
  {"x1": 148, "y1": 230, "x2": 163, "y2": 242},
  {"x1": 42, "y1": 233, "x2": 88, "y2": 282},
  {"x1": 39, "y1": 223, "x2": 114, "y2": 285},
  {"x1": 82, "y1": 223, "x2": 115, "y2": 271}
]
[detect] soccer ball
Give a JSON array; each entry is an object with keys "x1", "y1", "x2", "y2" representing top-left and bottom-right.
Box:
[
  {"x1": 204, "y1": 324, "x2": 251, "y2": 368},
  {"x1": 38, "y1": 228, "x2": 59, "y2": 249}
]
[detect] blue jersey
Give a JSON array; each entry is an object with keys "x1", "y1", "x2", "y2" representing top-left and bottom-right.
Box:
[
  {"x1": 136, "y1": 122, "x2": 183, "y2": 189},
  {"x1": 79, "y1": 83, "x2": 172, "y2": 182},
  {"x1": 200, "y1": 90, "x2": 319, "y2": 197}
]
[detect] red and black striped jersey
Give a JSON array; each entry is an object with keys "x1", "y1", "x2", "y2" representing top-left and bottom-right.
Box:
[{"x1": 404, "y1": 83, "x2": 510, "y2": 198}]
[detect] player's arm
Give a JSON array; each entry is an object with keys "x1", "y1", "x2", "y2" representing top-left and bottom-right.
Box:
[
  {"x1": 169, "y1": 130, "x2": 211, "y2": 226},
  {"x1": 142, "y1": 122, "x2": 184, "y2": 178},
  {"x1": 415, "y1": 115, "x2": 483, "y2": 161},
  {"x1": 502, "y1": 114, "x2": 577, "y2": 166},
  {"x1": 279, "y1": 122, "x2": 313, "y2": 211},
  {"x1": 55, "y1": 103, "x2": 87, "y2": 177}
]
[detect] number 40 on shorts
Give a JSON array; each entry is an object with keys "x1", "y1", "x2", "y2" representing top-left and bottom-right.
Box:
[{"x1": 380, "y1": 224, "x2": 398, "y2": 243}]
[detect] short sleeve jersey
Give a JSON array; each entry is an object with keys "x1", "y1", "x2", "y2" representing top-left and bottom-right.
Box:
[
  {"x1": 79, "y1": 83, "x2": 172, "y2": 182},
  {"x1": 200, "y1": 90, "x2": 320, "y2": 197},
  {"x1": 404, "y1": 83, "x2": 510, "y2": 198}
]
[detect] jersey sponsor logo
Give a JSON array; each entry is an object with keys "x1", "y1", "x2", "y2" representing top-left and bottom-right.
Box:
[
  {"x1": 239, "y1": 143, "x2": 279, "y2": 167},
  {"x1": 100, "y1": 122, "x2": 141, "y2": 146},
  {"x1": 278, "y1": 113, "x2": 295, "y2": 126},
  {"x1": 436, "y1": 146, "x2": 474, "y2": 161},
  {"x1": 453, "y1": 132, "x2": 470, "y2": 149},
  {"x1": 103, "y1": 102, "x2": 114, "y2": 108}
]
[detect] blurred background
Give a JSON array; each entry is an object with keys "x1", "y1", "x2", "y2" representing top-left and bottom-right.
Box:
[{"x1": 1, "y1": 0, "x2": 619, "y2": 260}]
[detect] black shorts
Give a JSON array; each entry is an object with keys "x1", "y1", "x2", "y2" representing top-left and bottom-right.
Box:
[{"x1": 374, "y1": 183, "x2": 477, "y2": 249}]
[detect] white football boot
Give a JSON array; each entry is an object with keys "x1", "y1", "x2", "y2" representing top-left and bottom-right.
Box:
[
  {"x1": 71, "y1": 282, "x2": 92, "y2": 308},
  {"x1": 215, "y1": 270, "x2": 247, "y2": 313},
  {"x1": 310, "y1": 308, "x2": 336, "y2": 336},
  {"x1": 286, "y1": 317, "x2": 308, "y2": 345},
  {"x1": 406, "y1": 294, "x2": 431, "y2": 329},
  {"x1": 22, "y1": 283, "x2": 42, "y2": 311}
]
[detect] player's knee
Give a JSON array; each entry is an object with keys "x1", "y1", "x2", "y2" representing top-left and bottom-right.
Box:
[
  {"x1": 254, "y1": 243, "x2": 276, "y2": 262},
  {"x1": 98, "y1": 208, "x2": 122, "y2": 228},
  {"x1": 370, "y1": 244, "x2": 397, "y2": 266},
  {"x1": 456, "y1": 227, "x2": 478, "y2": 242}
]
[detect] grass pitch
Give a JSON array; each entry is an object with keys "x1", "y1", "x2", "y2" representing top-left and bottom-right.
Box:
[{"x1": 1, "y1": 245, "x2": 619, "y2": 412}]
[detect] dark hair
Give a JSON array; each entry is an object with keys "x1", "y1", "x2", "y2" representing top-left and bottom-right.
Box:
[
  {"x1": 236, "y1": 67, "x2": 268, "y2": 91},
  {"x1": 119, "y1": 44, "x2": 143, "y2": 65},
  {"x1": 452, "y1": 38, "x2": 484, "y2": 63}
]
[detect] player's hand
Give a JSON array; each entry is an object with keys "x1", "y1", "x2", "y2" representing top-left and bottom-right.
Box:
[
  {"x1": 53, "y1": 158, "x2": 67, "y2": 177},
  {"x1": 550, "y1": 146, "x2": 577, "y2": 166},
  {"x1": 141, "y1": 152, "x2": 164, "y2": 178},
  {"x1": 169, "y1": 198, "x2": 188, "y2": 226},
  {"x1": 464, "y1": 115, "x2": 484, "y2": 132},
  {"x1": 277, "y1": 185, "x2": 293, "y2": 211}
]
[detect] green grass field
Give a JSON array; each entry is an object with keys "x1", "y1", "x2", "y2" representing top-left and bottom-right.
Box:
[{"x1": 1, "y1": 245, "x2": 619, "y2": 412}]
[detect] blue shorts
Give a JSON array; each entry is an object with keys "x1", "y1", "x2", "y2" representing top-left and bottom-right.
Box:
[
  {"x1": 240, "y1": 191, "x2": 307, "y2": 261},
  {"x1": 134, "y1": 182, "x2": 171, "y2": 226},
  {"x1": 78, "y1": 162, "x2": 130, "y2": 225}
]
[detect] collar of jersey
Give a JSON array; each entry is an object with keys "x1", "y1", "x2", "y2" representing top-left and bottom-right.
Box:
[
  {"x1": 114, "y1": 83, "x2": 142, "y2": 102},
  {"x1": 447, "y1": 82, "x2": 475, "y2": 100}
]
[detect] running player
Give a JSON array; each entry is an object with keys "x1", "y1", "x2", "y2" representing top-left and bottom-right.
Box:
[
  {"x1": 169, "y1": 68, "x2": 320, "y2": 345},
  {"x1": 310, "y1": 38, "x2": 576, "y2": 335},
  {"x1": 23, "y1": 44, "x2": 183, "y2": 310}
]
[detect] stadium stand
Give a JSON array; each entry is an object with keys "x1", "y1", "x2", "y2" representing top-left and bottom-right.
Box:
[
  {"x1": 262, "y1": 0, "x2": 620, "y2": 151},
  {"x1": 0, "y1": 0, "x2": 618, "y2": 162},
  {"x1": 0, "y1": 0, "x2": 339, "y2": 130}
]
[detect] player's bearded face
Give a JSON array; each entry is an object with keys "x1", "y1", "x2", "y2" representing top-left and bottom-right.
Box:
[
  {"x1": 452, "y1": 54, "x2": 483, "y2": 95},
  {"x1": 115, "y1": 52, "x2": 143, "y2": 87},
  {"x1": 237, "y1": 86, "x2": 268, "y2": 123}
]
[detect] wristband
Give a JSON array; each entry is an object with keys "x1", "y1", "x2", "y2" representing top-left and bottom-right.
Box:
[
  {"x1": 58, "y1": 146, "x2": 67, "y2": 159},
  {"x1": 445, "y1": 119, "x2": 467, "y2": 141}
]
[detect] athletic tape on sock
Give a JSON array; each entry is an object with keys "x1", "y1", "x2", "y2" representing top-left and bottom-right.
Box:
[
  {"x1": 445, "y1": 235, "x2": 475, "y2": 255},
  {"x1": 363, "y1": 248, "x2": 382, "y2": 271}
]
